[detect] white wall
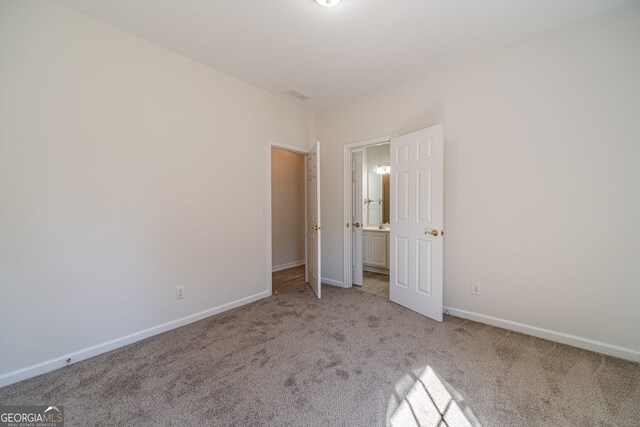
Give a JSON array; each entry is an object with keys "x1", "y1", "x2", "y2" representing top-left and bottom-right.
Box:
[
  {"x1": 0, "y1": 0, "x2": 313, "y2": 381},
  {"x1": 317, "y1": 4, "x2": 640, "y2": 353},
  {"x1": 271, "y1": 148, "x2": 305, "y2": 269}
]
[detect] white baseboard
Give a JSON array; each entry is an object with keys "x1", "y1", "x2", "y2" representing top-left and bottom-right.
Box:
[
  {"x1": 444, "y1": 306, "x2": 640, "y2": 363},
  {"x1": 0, "y1": 291, "x2": 271, "y2": 388},
  {"x1": 363, "y1": 266, "x2": 390, "y2": 275},
  {"x1": 272, "y1": 259, "x2": 305, "y2": 272},
  {"x1": 322, "y1": 277, "x2": 347, "y2": 288}
]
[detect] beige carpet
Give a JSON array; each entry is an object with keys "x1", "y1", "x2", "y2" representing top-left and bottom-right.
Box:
[
  {"x1": 1, "y1": 283, "x2": 638, "y2": 426},
  {"x1": 362, "y1": 270, "x2": 390, "y2": 298}
]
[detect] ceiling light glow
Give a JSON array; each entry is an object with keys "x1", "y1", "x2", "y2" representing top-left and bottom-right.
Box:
[{"x1": 315, "y1": 0, "x2": 342, "y2": 7}]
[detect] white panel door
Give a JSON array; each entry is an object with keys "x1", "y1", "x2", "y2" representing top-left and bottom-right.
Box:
[
  {"x1": 352, "y1": 151, "x2": 364, "y2": 286},
  {"x1": 390, "y1": 125, "x2": 444, "y2": 321},
  {"x1": 307, "y1": 142, "x2": 321, "y2": 298}
]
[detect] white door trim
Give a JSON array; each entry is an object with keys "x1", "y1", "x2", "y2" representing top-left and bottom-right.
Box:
[
  {"x1": 266, "y1": 139, "x2": 310, "y2": 296},
  {"x1": 342, "y1": 135, "x2": 392, "y2": 289}
]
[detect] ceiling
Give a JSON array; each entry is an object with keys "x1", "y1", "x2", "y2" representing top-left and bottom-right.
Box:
[{"x1": 55, "y1": 0, "x2": 633, "y2": 110}]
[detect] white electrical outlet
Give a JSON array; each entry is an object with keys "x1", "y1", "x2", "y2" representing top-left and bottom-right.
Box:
[
  {"x1": 176, "y1": 285, "x2": 185, "y2": 300},
  {"x1": 471, "y1": 281, "x2": 481, "y2": 296}
]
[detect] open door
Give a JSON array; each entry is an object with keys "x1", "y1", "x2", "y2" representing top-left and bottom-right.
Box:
[
  {"x1": 351, "y1": 150, "x2": 364, "y2": 286},
  {"x1": 390, "y1": 125, "x2": 444, "y2": 321},
  {"x1": 307, "y1": 142, "x2": 321, "y2": 298}
]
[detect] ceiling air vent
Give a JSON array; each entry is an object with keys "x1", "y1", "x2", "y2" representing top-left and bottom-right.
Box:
[{"x1": 286, "y1": 89, "x2": 310, "y2": 101}]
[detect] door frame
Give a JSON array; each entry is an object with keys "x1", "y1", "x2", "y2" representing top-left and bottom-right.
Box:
[
  {"x1": 266, "y1": 138, "x2": 310, "y2": 296},
  {"x1": 342, "y1": 135, "x2": 392, "y2": 289}
]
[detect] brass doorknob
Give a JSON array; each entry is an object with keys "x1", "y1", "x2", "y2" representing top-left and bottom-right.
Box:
[
  {"x1": 352, "y1": 223, "x2": 361, "y2": 228},
  {"x1": 312, "y1": 225, "x2": 323, "y2": 231},
  {"x1": 425, "y1": 229, "x2": 439, "y2": 236}
]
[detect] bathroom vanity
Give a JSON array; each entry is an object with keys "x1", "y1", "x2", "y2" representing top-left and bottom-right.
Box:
[{"x1": 362, "y1": 227, "x2": 389, "y2": 273}]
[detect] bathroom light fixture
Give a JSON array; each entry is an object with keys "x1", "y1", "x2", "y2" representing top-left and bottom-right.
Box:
[
  {"x1": 315, "y1": 0, "x2": 342, "y2": 7},
  {"x1": 376, "y1": 164, "x2": 390, "y2": 175}
]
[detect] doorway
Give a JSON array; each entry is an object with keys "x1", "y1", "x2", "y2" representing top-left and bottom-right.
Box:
[
  {"x1": 344, "y1": 135, "x2": 391, "y2": 292},
  {"x1": 266, "y1": 140, "x2": 322, "y2": 298},
  {"x1": 343, "y1": 125, "x2": 445, "y2": 322},
  {"x1": 271, "y1": 147, "x2": 306, "y2": 293},
  {"x1": 352, "y1": 143, "x2": 391, "y2": 299}
]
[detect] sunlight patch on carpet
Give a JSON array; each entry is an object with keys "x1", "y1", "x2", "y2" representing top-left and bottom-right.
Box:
[{"x1": 388, "y1": 366, "x2": 480, "y2": 427}]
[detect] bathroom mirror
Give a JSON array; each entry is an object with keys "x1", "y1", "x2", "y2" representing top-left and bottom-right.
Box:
[{"x1": 366, "y1": 172, "x2": 390, "y2": 225}]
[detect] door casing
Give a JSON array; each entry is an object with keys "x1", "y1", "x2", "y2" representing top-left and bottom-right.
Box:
[
  {"x1": 342, "y1": 135, "x2": 392, "y2": 289},
  {"x1": 266, "y1": 139, "x2": 311, "y2": 295}
]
